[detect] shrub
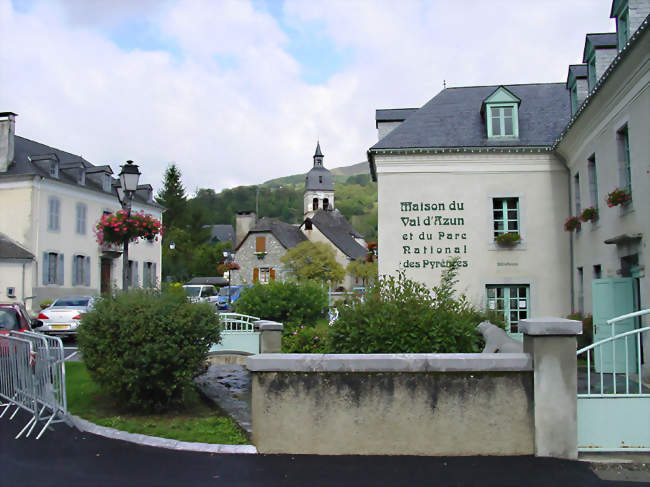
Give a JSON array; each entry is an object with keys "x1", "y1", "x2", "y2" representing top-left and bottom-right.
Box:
[
  {"x1": 78, "y1": 289, "x2": 220, "y2": 412},
  {"x1": 568, "y1": 313, "x2": 593, "y2": 350},
  {"x1": 40, "y1": 300, "x2": 52, "y2": 310},
  {"x1": 282, "y1": 322, "x2": 330, "y2": 353},
  {"x1": 233, "y1": 280, "x2": 328, "y2": 326},
  {"x1": 328, "y1": 259, "x2": 485, "y2": 353}
]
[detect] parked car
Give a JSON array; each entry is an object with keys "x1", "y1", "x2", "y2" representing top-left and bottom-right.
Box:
[
  {"x1": 182, "y1": 284, "x2": 220, "y2": 306},
  {"x1": 217, "y1": 286, "x2": 245, "y2": 311},
  {"x1": 37, "y1": 295, "x2": 95, "y2": 337},
  {"x1": 0, "y1": 303, "x2": 36, "y2": 333}
]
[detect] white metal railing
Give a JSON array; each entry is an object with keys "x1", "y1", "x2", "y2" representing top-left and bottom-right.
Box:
[
  {"x1": 0, "y1": 331, "x2": 68, "y2": 439},
  {"x1": 219, "y1": 313, "x2": 260, "y2": 332},
  {"x1": 577, "y1": 308, "x2": 649, "y2": 398}
]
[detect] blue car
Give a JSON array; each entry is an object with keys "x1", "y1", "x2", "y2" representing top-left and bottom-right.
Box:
[{"x1": 217, "y1": 286, "x2": 244, "y2": 311}]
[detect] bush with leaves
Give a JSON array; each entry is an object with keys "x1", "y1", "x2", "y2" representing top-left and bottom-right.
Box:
[
  {"x1": 233, "y1": 280, "x2": 328, "y2": 326},
  {"x1": 282, "y1": 323, "x2": 330, "y2": 353},
  {"x1": 78, "y1": 288, "x2": 220, "y2": 412},
  {"x1": 329, "y1": 259, "x2": 488, "y2": 353}
]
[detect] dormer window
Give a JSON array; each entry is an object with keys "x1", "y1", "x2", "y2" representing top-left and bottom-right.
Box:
[
  {"x1": 49, "y1": 160, "x2": 59, "y2": 178},
  {"x1": 587, "y1": 54, "x2": 597, "y2": 91},
  {"x1": 611, "y1": 0, "x2": 630, "y2": 50},
  {"x1": 103, "y1": 173, "x2": 111, "y2": 192},
  {"x1": 482, "y1": 86, "x2": 520, "y2": 139}
]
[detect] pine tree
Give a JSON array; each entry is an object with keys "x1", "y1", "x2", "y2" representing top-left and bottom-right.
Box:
[{"x1": 156, "y1": 164, "x2": 187, "y2": 230}]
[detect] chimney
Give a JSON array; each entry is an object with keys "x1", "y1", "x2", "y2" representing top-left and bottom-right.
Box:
[
  {"x1": 0, "y1": 112, "x2": 17, "y2": 173},
  {"x1": 236, "y1": 211, "x2": 256, "y2": 246}
]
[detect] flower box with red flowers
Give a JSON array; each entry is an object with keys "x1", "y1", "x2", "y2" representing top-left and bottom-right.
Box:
[
  {"x1": 94, "y1": 210, "x2": 163, "y2": 246},
  {"x1": 564, "y1": 216, "x2": 581, "y2": 232},
  {"x1": 579, "y1": 206, "x2": 599, "y2": 222},
  {"x1": 606, "y1": 188, "x2": 631, "y2": 207}
]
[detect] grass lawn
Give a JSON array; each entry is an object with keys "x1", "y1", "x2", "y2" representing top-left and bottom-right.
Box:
[{"x1": 65, "y1": 362, "x2": 248, "y2": 445}]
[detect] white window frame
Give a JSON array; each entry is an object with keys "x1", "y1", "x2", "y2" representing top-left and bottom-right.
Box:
[{"x1": 259, "y1": 267, "x2": 271, "y2": 284}]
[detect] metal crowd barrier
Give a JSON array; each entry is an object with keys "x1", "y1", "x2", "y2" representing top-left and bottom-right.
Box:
[{"x1": 0, "y1": 331, "x2": 68, "y2": 439}]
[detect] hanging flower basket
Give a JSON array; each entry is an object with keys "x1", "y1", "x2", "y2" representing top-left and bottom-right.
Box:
[
  {"x1": 366, "y1": 241, "x2": 378, "y2": 262},
  {"x1": 94, "y1": 210, "x2": 163, "y2": 246},
  {"x1": 494, "y1": 232, "x2": 521, "y2": 247},
  {"x1": 606, "y1": 188, "x2": 631, "y2": 207},
  {"x1": 564, "y1": 216, "x2": 581, "y2": 232},
  {"x1": 579, "y1": 206, "x2": 599, "y2": 222},
  {"x1": 218, "y1": 262, "x2": 240, "y2": 274}
]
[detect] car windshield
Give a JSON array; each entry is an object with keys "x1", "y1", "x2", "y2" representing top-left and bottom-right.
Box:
[
  {"x1": 0, "y1": 309, "x2": 20, "y2": 331},
  {"x1": 53, "y1": 298, "x2": 90, "y2": 307},
  {"x1": 183, "y1": 287, "x2": 201, "y2": 297}
]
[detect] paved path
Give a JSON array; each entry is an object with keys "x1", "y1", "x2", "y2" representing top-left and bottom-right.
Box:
[{"x1": 2, "y1": 410, "x2": 645, "y2": 487}]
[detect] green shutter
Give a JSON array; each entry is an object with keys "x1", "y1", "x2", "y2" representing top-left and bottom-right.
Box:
[
  {"x1": 85, "y1": 256, "x2": 91, "y2": 286},
  {"x1": 42, "y1": 252, "x2": 49, "y2": 285}
]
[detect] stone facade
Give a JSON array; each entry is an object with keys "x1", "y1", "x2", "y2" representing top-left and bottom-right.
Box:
[{"x1": 232, "y1": 231, "x2": 287, "y2": 285}]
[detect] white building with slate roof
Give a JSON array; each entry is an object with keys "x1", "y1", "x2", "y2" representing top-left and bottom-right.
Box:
[
  {"x1": 233, "y1": 143, "x2": 367, "y2": 290},
  {"x1": 0, "y1": 112, "x2": 162, "y2": 313},
  {"x1": 369, "y1": 1, "x2": 649, "y2": 344}
]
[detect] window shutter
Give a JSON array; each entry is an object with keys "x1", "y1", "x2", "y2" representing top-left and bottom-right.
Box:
[
  {"x1": 72, "y1": 255, "x2": 78, "y2": 286},
  {"x1": 270, "y1": 268, "x2": 276, "y2": 281},
  {"x1": 134, "y1": 261, "x2": 139, "y2": 287},
  {"x1": 57, "y1": 254, "x2": 64, "y2": 285},
  {"x1": 255, "y1": 237, "x2": 266, "y2": 253},
  {"x1": 253, "y1": 267, "x2": 259, "y2": 282},
  {"x1": 85, "y1": 256, "x2": 91, "y2": 286},
  {"x1": 42, "y1": 252, "x2": 49, "y2": 285}
]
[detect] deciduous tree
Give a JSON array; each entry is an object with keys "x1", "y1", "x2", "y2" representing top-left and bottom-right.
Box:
[{"x1": 280, "y1": 241, "x2": 345, "y2": 284}]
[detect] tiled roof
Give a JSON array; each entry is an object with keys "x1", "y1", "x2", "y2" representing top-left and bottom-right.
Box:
[
  {"x1": 0, "y1": 233, "x2": 34, "y2": 260},
  {"x1": 308, "y1": 210, "x2": 366, "y2": 260},
  {"x1": 2, "y1": 135, "x2": 160, "y2": 207},
  {"x1": 371, "y1": 83, "x2": 570, "y2": 150},
  {"x1": 248, "y1": 217, "x2": 307, "y2": 249},
  {"x1": 205, "y1": 225, "x2": 235, "y2": 244}
]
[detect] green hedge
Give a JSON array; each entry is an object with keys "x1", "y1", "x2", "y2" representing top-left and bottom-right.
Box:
[
  {"x1": 328, "y1": 260, "x2": 487, "y2": 354},
  {"x1": 78, "y1": 288, "x2": 220, "y2": 412},
  {"x1": 234, "y1": 280, "x2": 327, "y2": 326}
]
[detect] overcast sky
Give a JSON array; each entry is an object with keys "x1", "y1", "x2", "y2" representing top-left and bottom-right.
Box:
[{"x1": 1, "y1": 0, "x2": 616, "y2": 194}]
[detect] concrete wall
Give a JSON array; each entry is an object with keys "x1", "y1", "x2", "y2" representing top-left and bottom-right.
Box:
[
  {"x1": 0, "y1": 260, "x2": 34, "y2": 304},
  {"x1": 374, "y1": 151, "x2": 571, "y2": 317},
  {"x1": 249, "y1": 354, "x2": 534, "y2": 456},
  {"x1": 248, "y1": 318, "x2": 581, "y2": 458}
]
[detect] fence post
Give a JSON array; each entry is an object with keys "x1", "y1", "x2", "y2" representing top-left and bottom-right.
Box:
[
  {"x1": 257, "y1": 321, "x2": 283, "y2": 353},
  {"x1": 520, "y1": 317, "x2": 582, "y2": 459}
]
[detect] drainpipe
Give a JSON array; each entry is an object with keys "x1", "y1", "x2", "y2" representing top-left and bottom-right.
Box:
[{"x1": 555, "y1": 151, "x2": 575, "y2": 314}]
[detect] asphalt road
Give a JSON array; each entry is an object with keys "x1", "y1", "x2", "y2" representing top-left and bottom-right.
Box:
[{"x1": 1, "y1": 410, "x2": 643, "y2": 487}]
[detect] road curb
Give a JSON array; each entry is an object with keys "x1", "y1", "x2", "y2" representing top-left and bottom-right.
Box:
[{"x1": 69, "y1": 414, "x2": 258, "y2": 454}]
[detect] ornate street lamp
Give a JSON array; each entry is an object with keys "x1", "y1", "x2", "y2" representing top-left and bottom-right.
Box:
[
  {"x1": 116, "y1": 160, "x2": 141, "y2": 290},
  {"x1": 223, "y1": 251, "x2": 232, "y2": 308}
]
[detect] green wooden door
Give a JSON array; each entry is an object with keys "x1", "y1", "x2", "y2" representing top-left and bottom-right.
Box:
[{"x1": 592, "y1": 278, "x2": 638, "y2": 373}]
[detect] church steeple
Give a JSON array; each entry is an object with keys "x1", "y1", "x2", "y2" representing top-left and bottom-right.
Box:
[
  {"x1": 304, "y1": 141, "x2": 334, "y2": 216},
  {"x1": 313, "y1": 141, "x2": 324, "y2": 167}
]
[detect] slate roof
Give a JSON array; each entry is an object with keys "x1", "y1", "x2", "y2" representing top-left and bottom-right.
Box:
[
  {"x1": 370, "y1": 83, "x2": 570, "y2": 150},
  {"x1": 244, "y1": 217, "x2": 307, "y2": 250},
  {"x1": 375, "y1": 108, "x2": 418, "y2": 127},
  {"x1": 205, "y1": 224, "x2": 235, "y2": 244},
  {"x1": 567, "y1": 64, "x2": 588, "y2": 85},
  {"x1": 305, "y1": 165, "x2": 334, "y2": 191},
  {"x1": 3, "y1": 135, "x2": 159, "y2": 207},
  {"x1": 0, "y1": 232, "x2": 34, "y2": 260},
  {"x1": 583, "y1": 33, "x2": 618, "y2": 62},
  {"x1": 307, "y1": 210, "x2": 366, "y2": 260}
]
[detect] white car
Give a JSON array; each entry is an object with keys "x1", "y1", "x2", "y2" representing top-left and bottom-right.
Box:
[
  {"x1": 37, "y1": 295, "x2": 95, "y2": 337},
  {"x1": 182, "y1": 285, "x2": 219, "y2": 306}
]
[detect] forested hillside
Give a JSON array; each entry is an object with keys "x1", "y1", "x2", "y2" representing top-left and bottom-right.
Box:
[{"x1": 188, "y1": 164, "x2": 378, "y2": 241}]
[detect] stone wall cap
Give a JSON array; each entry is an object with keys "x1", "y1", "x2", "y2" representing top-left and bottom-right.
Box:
[
  {"x1": 520, "y1": 317, "x2": 582, "y2": 336},
  {"x1": 254, "y1": 321, "x2": 283, "y2": 331},
  {"x1": 247, "y1": 353, "x2": 532, "y2": 372}
]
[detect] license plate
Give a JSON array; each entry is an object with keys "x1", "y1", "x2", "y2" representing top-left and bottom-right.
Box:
[{"x1": 52, "y1": 324, "x2": 70, "y2": 330}]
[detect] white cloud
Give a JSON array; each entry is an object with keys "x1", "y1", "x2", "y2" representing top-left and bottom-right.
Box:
[{"x1": 1, "y1": 0, "x2": 616, "y2": 196}]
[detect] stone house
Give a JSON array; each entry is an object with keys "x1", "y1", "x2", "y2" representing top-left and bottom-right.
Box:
[{"x1": 233, "y1": 143, "x2": 367, "y2": 289}]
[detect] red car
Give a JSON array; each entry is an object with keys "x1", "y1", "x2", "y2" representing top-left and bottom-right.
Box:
[{"x1": 0, "y1": 303, "x2": 36, "y2": 333}]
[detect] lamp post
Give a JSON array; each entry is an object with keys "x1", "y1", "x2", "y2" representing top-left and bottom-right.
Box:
[
  {"x1": 116, "y1": 160, "x2": 141, "y2": 291},
  {"x1": 222, "y1": 251, "x2": 232, "y2": 309}
]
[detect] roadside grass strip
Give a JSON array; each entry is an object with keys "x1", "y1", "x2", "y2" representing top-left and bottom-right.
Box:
[{"x1": 65, "y1": 362, "x2": 249, "y2": 446}]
